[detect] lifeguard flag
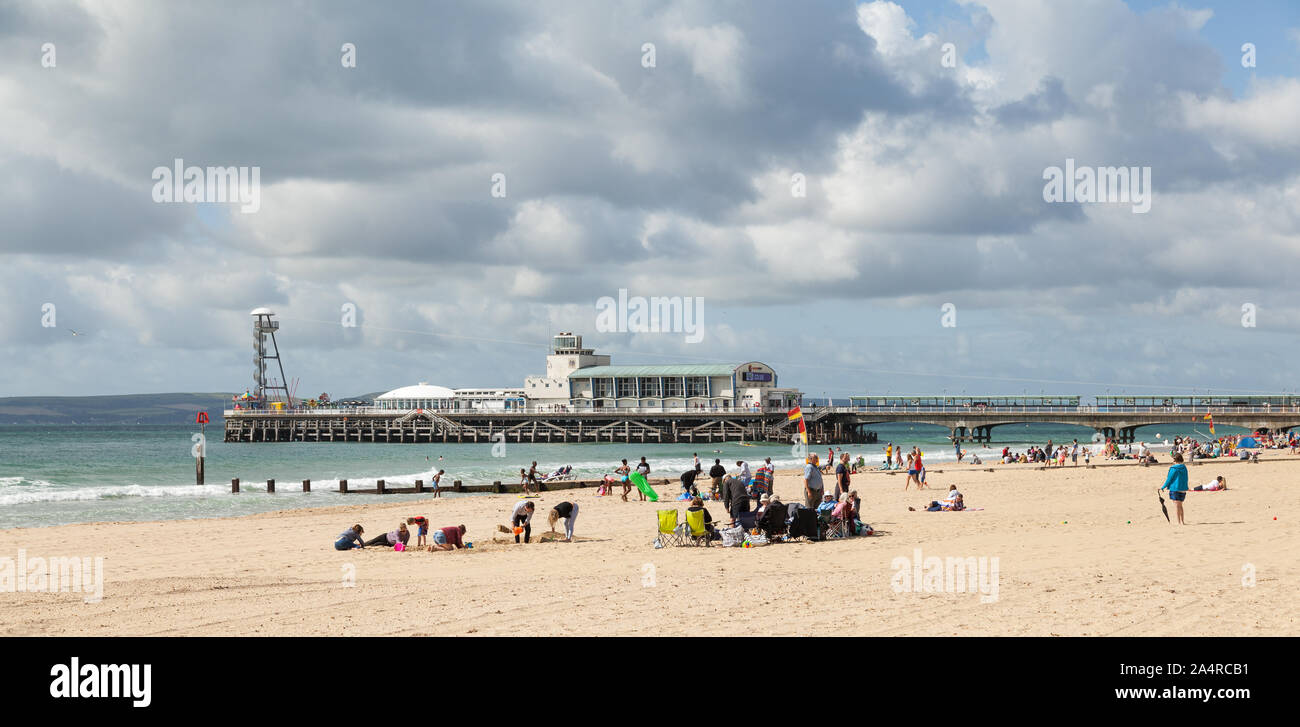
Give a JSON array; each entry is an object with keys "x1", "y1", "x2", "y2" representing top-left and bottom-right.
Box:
[
  {"x1": 1204, "y1": 413, "x2": 1215, "y2": 435},
  {"x1": 787, "y1": 406, "x2": 808, "y2": 444}
]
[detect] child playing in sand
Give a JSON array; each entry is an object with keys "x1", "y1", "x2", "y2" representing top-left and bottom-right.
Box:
[
  {"x1": 407, "y1": 516, "x2": 428, "y2": 547},
  {"x1": 1193, "y1": 476, "x2": 1227, "y2": 491}
]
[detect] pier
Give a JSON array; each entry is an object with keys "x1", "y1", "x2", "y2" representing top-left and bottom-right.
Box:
[
  {"x1": 222, "y1": 407, "x2": 875, "y2": 444},
  {"x1": 223, "y1": 402, "x2": 1299, "y2": 445}
]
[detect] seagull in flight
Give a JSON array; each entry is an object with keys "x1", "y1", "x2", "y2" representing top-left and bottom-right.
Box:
[{"x1": 69, "y1": 329, "x2": 83, "y2": 336}]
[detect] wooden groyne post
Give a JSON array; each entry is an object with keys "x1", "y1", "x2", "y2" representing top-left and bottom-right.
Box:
[
  {"x1": 231, "y1": 478, "x2": 240, "y2": 493},
  {"x1": 302, "y1": 479, "x2": 311, "y2": 492},
  {"x1": 267, "y1": 478, "x2": 275, "y2": 493},
  {"x1": 338, "y1": 478, "x2": 348, "y2": 493}
]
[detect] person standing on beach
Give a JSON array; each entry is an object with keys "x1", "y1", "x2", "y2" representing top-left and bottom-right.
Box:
[
  {"x1": 549, "y1": 501, "x2": 579, "y2": 542},
  {"x1": 1160, "y1": 452, "x2": 1189, "y2": 525},
  {"x1": 803, "y1": 454, "x2": 824, "y2": 508},
  {"x1": 511, "y1": 500, "x2": 535, "y2": 543},
  {"x1": 526, "y1": 461, "x2": 540, "y2": 495},
  {"x1": 680, "y1": 468, "x2": 699, "y2": 497},
  {"x1": 1071, "y1": 440, "x2": 1079, "y2": 466},
  {"x1": 895, "y1": 447, "x2": 904, "y2": 470},
  {"x1": 693, "y1": 452, "x2": 701, "y2": 472},
  {"x1": 724, "y1": 474, "x2": 751, "y2": 521},
  {"x1": 884, "y1": 443, "x2": 893, "y2": 469},
  {"x1": 431, "y1": 469, "x2": 445, "y2": 498},
  {"x1": 834, "y1": 453, "x2": 851, "y2": 498},
  {"x1": 407, "y1": 516, "x2": 429, "y2": 548},
  {"x1": 635, "y1": 457, "x2": 651, "y2": 502},
  {"x1": 615, "y1": 459, "x2": 632, "y2": 501},
  {"x1": 708, "y1": 458, "x2": 726, "y2": 499},
  {"x1": 904, "y1": 450, "x2": 921, "y2": 490}
]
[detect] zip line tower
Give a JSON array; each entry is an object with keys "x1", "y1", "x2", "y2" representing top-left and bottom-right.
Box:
[{"x1": 251, "y1": 307, "x2": 291, "y2": 406}]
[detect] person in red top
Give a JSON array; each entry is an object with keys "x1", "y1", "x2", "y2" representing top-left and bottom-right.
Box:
[
  {"x1": 407, "y1": 516, "x2": 429, "y2": 547},
  {"x1": 426, "y1": 524, "x2": 467, "y2": 551}
]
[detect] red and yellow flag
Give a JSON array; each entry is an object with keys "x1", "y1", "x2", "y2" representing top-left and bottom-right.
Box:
[
  {"x1": 787, "y1": 406, "x2": 808, "y2": 444},
  {"x1": 1203, "y1": 413, "x2": 1215, "y2": 435}
]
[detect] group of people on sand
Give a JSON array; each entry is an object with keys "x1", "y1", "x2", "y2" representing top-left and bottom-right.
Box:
[
  {"x1": 332, "y1": 519, "x2": 468, "y2": 551},
  {"x1": 331, "y1": 497, "x2": 581, "y2": 551},
  {"x1": 497, "y1": 498, "x2": 579, "y2": 543},
  {"x1": 595, "y1": 456, "x2": 654, "y2": 501},
  {"x1": 910, "y1": 485, "x2": 966, "y2": 512}
]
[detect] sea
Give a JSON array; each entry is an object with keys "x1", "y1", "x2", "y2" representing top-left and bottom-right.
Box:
[{"x1": 0, "y1": 422, "x2": 1232, "y2": 529}]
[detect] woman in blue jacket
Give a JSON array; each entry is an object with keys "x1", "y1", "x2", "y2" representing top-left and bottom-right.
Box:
[{"x1": 1160, "y1": 452, "x2": 1190, "y2": 525}]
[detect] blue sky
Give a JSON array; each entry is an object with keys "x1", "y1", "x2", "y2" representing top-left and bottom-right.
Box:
[{"x1": 2, "y1": 0, "x2": 1298, "y2": 400}]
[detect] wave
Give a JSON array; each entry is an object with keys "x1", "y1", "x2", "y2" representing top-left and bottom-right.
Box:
[{"x1": 0, "y1": 483, "x2": 240, "y2": 506}]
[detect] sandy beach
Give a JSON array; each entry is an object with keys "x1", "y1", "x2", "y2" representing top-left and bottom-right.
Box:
[{"x1": 1, "y1": 452, "x2": 1295, "y2": 637}]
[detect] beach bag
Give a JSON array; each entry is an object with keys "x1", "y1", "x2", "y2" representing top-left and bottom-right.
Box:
[
  {"x1": 720, "y1": 526, "x2": 746, "y2": 547},
  {"x1": 744, "y1": 532, "x2": 769, "y2": 547}
]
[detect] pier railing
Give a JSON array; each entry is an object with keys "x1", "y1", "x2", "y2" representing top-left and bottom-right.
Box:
[
  {"x1": 830, "y1": 405, "x2": 1300, "y2": 415},
  {"x1": 224, "y1": 406, "x2": 775, "y2": 417},
  {"x1": 224, "y1": 404, "x2": 1300, "y2": 418}
]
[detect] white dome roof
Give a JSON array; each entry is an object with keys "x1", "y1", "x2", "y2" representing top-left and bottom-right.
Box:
[{"x1": 377, "y1": 382, "x2": 456, "y2": 400}]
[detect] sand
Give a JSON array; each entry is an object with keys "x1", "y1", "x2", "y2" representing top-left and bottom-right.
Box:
[{"x1": 0, "y1": 452, "x2": 1295, "y2": 636}]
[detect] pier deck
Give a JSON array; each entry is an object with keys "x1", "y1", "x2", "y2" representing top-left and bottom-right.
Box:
[
  {"x1": 222, "y1": 408, "x2": 872, "y2": 444},
  {"x1": 223, "y1": 405, "x2": 1299, "y2": 445}
]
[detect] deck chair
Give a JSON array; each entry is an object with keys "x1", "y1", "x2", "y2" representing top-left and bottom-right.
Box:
[
  {"x1": 757, "y1": 505, "x2": 787, "y2": 541},
  {"x1": 735, "y1": 510, "x2": 758, "y2": 532},
  {"x1": 787, "y1": 507, "x2": 820, "y2": 541},
  {"x1": 684, "y1": 508, "x2": 711, "y2": 547},
  {"x1": 655, "y1": 509, "x2": 684, "y2": 547},
  {"x1": 819, "y1": 509, "x2": 848, "y2": 539}
]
